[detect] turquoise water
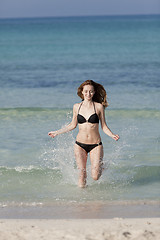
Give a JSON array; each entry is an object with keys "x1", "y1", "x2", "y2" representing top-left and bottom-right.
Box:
[{"x1": 0, "y1": 15, "x2": 160, "y2": 206}]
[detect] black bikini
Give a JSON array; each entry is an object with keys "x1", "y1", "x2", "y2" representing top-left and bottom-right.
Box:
[
  {"x1": 76, "y1": 102, "x2": 102, "y2": 153},
  {"x1": 77, "y1": 102, "x2": 99, "y2": 124},
  {"x1": 75, "y1": 141, "x2": 102, "y2": 153}
]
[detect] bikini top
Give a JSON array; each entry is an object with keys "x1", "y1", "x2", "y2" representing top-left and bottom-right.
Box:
[{"x1": 77, "y1": 102, "x2": 99, "y2": 124}]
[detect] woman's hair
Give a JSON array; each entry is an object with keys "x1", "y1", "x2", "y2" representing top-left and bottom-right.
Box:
[{"x1": 77, "y1": 80, "x2": 109, "y2": 108}]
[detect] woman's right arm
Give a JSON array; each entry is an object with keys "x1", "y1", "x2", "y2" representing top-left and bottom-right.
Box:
[{"x1": 48, "y1": 104, "x2": 78, "y2": 138}]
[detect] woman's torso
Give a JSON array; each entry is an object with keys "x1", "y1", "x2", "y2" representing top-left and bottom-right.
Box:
[{"x1": 76, "y1": 102, "x2": 101, "y2": 144}]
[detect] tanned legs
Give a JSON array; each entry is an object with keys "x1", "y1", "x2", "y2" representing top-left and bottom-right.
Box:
[{"x1": 74, "y1": 143, "x2": 103, "y2": 187}]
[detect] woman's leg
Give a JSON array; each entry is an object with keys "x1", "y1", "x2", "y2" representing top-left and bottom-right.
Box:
[
  {"x1": 89, "y1": 144, "x2": 103, "y2": 181},
  {"x1": 74, "y1": 143, "x2": 88, "y2": 188}
]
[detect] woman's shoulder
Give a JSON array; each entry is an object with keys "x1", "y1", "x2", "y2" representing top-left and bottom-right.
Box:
[
  {"x1": 73, "y1": 102, "x2": 82, "y2": 111},
  {"x1": 73, "y1": 102, "x2": 82, "y2": 107},
  {"x1": 94, "y1": 102, "x2": 103, "y2": 110}
]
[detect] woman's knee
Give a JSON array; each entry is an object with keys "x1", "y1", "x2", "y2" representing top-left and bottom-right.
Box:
[
  {"x1": 92, "y1": 175, "x2": 99, "y2": 181},
  {"x1": 91, "y1": 168, "x2": 101, "y2": 181}
]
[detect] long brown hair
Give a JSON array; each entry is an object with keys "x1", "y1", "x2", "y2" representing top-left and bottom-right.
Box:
[{"x1": 77, "y1": 80, "x2": 109, "y2": 108}]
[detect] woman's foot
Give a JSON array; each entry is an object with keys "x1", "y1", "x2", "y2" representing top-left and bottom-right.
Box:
[{"x1": 78, "y1": 179, "x2": 86, "y2": 188}]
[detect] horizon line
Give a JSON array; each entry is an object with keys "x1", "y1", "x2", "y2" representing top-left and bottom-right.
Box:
[{"x1": 0, "y1": 13, "x2": 160, "y2": 20}]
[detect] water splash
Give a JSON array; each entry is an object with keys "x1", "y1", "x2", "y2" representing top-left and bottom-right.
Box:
[{"x1": 40, "y1": 120, "x2": 78, "y2": 185}]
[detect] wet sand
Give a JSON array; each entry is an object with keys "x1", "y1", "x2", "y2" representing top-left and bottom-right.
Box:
[{"x1": 0, "y1": 201, "x2": 159, "y2": 219}]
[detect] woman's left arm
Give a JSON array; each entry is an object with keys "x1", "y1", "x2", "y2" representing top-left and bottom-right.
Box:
[{"x1": 99, "y1": 104, "x2": 120, "y2": 141}]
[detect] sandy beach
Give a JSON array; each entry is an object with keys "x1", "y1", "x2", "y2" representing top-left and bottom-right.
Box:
[{"x1": 0, "y1": 218, "x2": 159, "y2": 240}]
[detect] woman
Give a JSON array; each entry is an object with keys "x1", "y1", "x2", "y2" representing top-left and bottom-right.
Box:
[{"x1": 48, "y1": 80, "x2": 119, "y2": 188}]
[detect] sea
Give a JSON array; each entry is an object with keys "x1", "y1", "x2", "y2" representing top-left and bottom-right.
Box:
[{"x1": 0, "y1": 14, "x2": 160, "y2": 207}]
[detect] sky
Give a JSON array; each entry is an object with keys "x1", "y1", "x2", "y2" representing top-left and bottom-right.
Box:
[{"x1": 0, "y1": 0, "x2": 160, "y2": 19}]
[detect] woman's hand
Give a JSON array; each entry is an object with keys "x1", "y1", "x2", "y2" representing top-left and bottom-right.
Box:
[
  {"x1": 48, "y1": 131, "x2": 57, "y2": 138},
  {"x1": 112, "y1": 134, "x2": 120, "y2": 141}
]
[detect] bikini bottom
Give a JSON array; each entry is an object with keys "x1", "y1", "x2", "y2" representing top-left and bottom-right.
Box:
[{"x1": 75, "y1": 141, "x2": 102, "y2": 153}]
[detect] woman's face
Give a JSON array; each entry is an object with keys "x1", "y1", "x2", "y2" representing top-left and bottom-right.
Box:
[{"x1": 82, "y1": 84, "x2": 95, "y2": 101}]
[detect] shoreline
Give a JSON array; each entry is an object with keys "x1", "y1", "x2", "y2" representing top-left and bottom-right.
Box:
[{"x1": 0, "y1": 200, "x2": 159, "y2": 219}]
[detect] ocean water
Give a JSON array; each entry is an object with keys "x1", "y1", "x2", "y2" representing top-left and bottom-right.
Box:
[{"x1": 0, "y1": 15, "x2": 160, "y2": 206}]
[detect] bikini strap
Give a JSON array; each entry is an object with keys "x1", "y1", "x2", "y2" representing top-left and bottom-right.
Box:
[
  {"x1": 93, "y1": 102, "x2": 96, "y2": 113},
  {"x1": 78, "y1": 102, "x2": 83, "y2": 114}
]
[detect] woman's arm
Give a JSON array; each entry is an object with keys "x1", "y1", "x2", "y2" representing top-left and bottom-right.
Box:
[
  {"x1": 99, "y1": 104, "x2": 119, "y2": 141},
  {"x1": 48, "y1": 104, "x2": 78, "y2": 138}
]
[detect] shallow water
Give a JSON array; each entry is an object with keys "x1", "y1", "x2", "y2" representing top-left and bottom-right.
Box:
[{"x1": 0, "y1": 15, "x2": 160, "y2": 206}]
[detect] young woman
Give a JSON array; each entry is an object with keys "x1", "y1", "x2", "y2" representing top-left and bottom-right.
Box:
[{"x1": 48, "y1": 80, "x2": 119, "y2": 188}]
